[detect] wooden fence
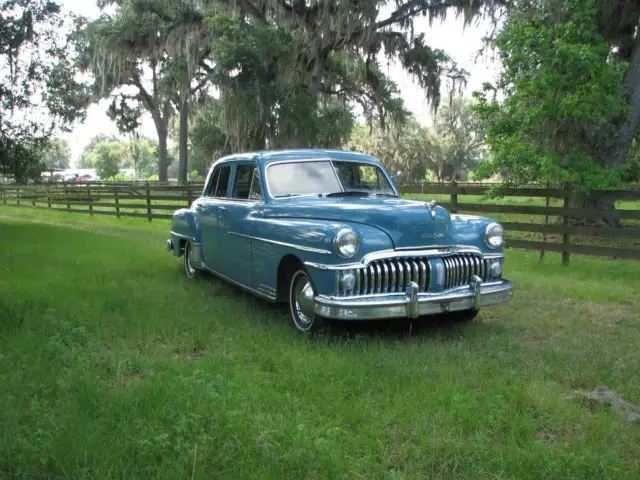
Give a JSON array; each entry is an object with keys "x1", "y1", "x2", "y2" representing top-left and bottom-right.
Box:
[
  {"x1": 0, "y1": 183, "x2": 203, "y2": 221},
  {"x1": 401, "y1": 183, "x2": 640, "y2": 262},
  {"x1": 1, "y1": 182, "x2": 639, "y2": 262}
]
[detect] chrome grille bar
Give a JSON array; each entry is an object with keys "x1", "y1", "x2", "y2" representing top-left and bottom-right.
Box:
[
  {"x1": 389, "y1": 262, "x2": 396, "y2": 293},
  {"x1": 334, "y1": 252, "x2": 496, "y2": 296},
  {"x1": 418, "y1": 260, "x2": 427, "y2": 291},
  {"x1": 397, "y1": 261, "x2": 404, "y2": 292},
  {"x1": 382, "y1": 262, "x2": 389, "y2": 293}
]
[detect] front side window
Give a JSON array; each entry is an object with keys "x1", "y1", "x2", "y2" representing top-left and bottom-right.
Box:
[
  {"x1": 333, "y1": 161, "x2": 394, "y2": 194},
  {"x1": 207, "y1": 165, "x2": 231, "y2": 197},
  {"x1": 266, "y1": 160, "x2": 395, "y2": 198},
  {"x1": 249, "y1": 168, "x2": 263, "y2": 200}
]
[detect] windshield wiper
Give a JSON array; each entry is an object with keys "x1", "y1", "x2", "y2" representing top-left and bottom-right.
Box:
[
  {"x1": 325, "y1": 191, "x2": 372, "y2": 197},
  {"x1": 274, "y1": 193, "x2": 321, "y2": 198},
  {"x1": 375, "y1": 192, "x2": 398, "y2": 198}
]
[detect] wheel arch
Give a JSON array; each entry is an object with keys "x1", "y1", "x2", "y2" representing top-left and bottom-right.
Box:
[{"x1": 276, "y1": 254, "x2": 303, "y2": 302}]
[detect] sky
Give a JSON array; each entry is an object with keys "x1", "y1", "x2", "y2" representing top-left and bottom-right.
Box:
[{"x1": 60, "y1": 0, "x2": 500, "y2": 165}]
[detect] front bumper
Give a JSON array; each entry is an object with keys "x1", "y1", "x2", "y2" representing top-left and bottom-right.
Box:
[{"x1": 314, "y1": 277, "x2": 513, "y2": 320}]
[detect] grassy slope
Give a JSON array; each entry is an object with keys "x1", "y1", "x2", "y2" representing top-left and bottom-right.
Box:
[{"x1": 0, "y1": 209, "x2": 639, "y2": 478}]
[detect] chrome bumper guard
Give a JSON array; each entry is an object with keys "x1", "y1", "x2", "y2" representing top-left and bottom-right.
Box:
[{"x1": 314, "y1": 276, "x2": 513, "y2": 320}]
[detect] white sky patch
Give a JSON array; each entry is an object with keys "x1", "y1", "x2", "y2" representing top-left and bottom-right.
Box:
[{"x1": 59, "y1": 0, "x2": 500, "y2": 165}]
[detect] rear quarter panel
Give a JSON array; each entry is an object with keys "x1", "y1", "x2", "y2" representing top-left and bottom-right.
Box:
[{"x1": 169, "y1": 207, "x2": 201, "y2": 256}]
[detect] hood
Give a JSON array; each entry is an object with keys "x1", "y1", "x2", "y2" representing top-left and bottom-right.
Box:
[{"x1": 264, "y1": 196, "x2": 453, "y2": 249}]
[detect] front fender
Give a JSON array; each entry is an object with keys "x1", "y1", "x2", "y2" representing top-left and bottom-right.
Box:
[
  {"x1": 169, "y1": 207, "x2": 201, "y2": 256},
  {"x1": 251, "y1": 217, "x2": 395, "y2": 297},
  {"x1": 449, "y1": 214, "x2": 504, "y2": 254}
]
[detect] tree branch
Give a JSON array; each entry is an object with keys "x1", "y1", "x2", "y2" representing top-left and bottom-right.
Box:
[{"x1": 131, "y1": 76, "x2": 156, "y2": 114}]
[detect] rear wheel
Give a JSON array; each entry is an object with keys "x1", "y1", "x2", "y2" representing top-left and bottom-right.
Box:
[
  {"x1": 184, "y1": 241, "x2": 201, "y2": 279},
  {"x1": 289, "y1": 269, "x2": 323, "y2": 332}
]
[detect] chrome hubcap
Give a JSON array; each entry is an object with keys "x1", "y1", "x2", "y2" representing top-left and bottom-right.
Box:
[
  {"x1": 185, "y1": 244, "x2": 196, "y2": 277},
  {"x1": 291, "y1": 272, "x2": 315, "y2": 330}
]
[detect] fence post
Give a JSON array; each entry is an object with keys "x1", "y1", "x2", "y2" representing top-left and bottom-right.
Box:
[
  {"x1": 187, "y1": 184, "x2": 193, "y2": 207},
  {"x1": 562, "y1": 194, "x2": 570, "y2": 266},
  {"x1": 450, "y1": 181, "x2": 458, "y2": 213},
  {"x1": 539, "y1": 182, "x2": 551, "y2": 264},
  {"x1": 65, "y1": 185, "x2": 70, "y2": 211},
  {"x1": 146, "y1": 182, "x2": 152, "y2": 222},
  {"x1": 32, "y1": 186, "x2": 37, "y2": 208},
  {"x1": 87, "y1": 185, "x2": 93, "y2": 216},
  {"x1": 114, "y1": 186, "x2": 120, "y2": 219},
  {"x1": 47, "y1": 188, "x2": 51, "y2": 209},
  {"x1": 16, "y1": 187, "x2": 20, "y2": 206}
]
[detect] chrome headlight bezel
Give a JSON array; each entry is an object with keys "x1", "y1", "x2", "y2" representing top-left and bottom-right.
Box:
[
  {"x1": 485, "y1": 222, "x2": 505, "y2": 249},
  {"x1": 334, "y1": 228, "x2": 360, "y2": 258}
]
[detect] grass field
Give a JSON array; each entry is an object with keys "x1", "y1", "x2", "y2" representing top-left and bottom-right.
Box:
[{"x1": 1, "y1": 208, "x2": 639, "y2": 478}]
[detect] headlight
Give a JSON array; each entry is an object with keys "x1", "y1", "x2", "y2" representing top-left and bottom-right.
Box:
[
  {"x1": 485, "y1": 223, "x2": 504, "y2": 249},
  {"x1": 334, "y1": 228, "x2": 360, "y2": 258}
]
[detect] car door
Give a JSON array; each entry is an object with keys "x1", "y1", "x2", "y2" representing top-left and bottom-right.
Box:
[
  {"x1": 215, "y1": 162, "x2": 264, "y2": 287},
  {"x1": 197, "y1": 163, "x2": 231, "y2": 272}
]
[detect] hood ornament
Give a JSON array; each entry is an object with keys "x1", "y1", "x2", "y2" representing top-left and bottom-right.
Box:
[{"x1": 426, "y1": 200, "x2": 438, "y2": 219}]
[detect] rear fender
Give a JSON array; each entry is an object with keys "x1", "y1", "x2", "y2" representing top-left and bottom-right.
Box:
[{"x1": 169, "y1": 208, "x2": 201, "y2": 257}]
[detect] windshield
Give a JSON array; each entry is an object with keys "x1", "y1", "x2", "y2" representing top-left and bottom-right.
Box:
[{"x1": 267, "y1": 160, "x2": 396, "y2": 198}]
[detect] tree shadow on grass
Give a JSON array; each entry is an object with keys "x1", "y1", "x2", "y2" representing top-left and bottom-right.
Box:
[
  {"x1": 195, "y1": 271, "x2": 508, "y2": 343},
  {"x1": 318, "y1": 314, "x2": 506, "y2": 343}
]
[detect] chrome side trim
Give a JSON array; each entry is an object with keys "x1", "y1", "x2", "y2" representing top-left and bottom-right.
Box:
[
  {"x1": 170, "y1": 230, "x2": 196, "y2": 241},
  {"x1": 228, "y1": 231, "x2": 332, "y2": 255},
  {"x1": 258, "y1": 284, "x2": 276, "y2": 296},
  {"x1": 200, "y1": 262, "x2": 277, "y2": 302}
]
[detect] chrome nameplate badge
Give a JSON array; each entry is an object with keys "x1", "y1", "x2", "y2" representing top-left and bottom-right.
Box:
[{"x1": 421, "y1": 232, "x2": 445, "y2": 239}]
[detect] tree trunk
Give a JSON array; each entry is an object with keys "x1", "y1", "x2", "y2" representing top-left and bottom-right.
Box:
[
  {"x1": 573, "y1": 41, "x2": 640, "y2": 227},
  {"x1": 150, "y1": 102, "x2": 172, "y2": 183},
  {"x1": 566, "y1": 195, "x2": 620, "y2": 228},
  {"x1": 605, "y1": 39, "x2": 640, "y2": 169},
  {"x1": 178, "y1": 97, "x2": 189, "y2": 185},
  {"x1": 157, "y1": 125, "x2": 169, "y2": 183}
]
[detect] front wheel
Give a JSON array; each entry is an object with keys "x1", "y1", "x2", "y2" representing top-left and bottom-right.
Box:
[
  {"x1": 289, "y1": 269, "x2": 323, "y2": 332},
  {"x1": 184, "y1": 241, "x2": 201, "y2": 279}
]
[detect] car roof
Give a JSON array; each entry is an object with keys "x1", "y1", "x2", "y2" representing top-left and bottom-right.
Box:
[{"x1": 212, "y1": 149, "x2": 380, "y2": 167}]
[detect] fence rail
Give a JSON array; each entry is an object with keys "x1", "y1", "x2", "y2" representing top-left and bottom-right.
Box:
[{"x1": 1, "y1": 182, "x2": 639, "y2": 262}]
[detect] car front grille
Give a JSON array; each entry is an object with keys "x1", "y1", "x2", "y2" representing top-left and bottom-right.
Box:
[
  {"x1": 335, "y1": 253, "x2": 502, "y2": 297},
  {"x1": 443, "y1": 253, "x2": 486, "y2": 289}
]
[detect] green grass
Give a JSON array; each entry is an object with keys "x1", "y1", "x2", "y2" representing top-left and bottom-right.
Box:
[{"x1": 1, "y1": 211, "x2": 640, "y2": 478}]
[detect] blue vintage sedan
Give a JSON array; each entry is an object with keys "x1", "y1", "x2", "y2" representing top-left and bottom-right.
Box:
[{"x1": 167, "y1": 149, "x2": 513, "y2": 332}]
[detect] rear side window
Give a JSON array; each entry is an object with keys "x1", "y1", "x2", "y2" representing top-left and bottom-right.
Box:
[
  {"x1": 233, "y1": 165, "x2": 254, "y2": 199},
  {"x1": 207, "y1": 166, "x2": 231, "y2": 198}
]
